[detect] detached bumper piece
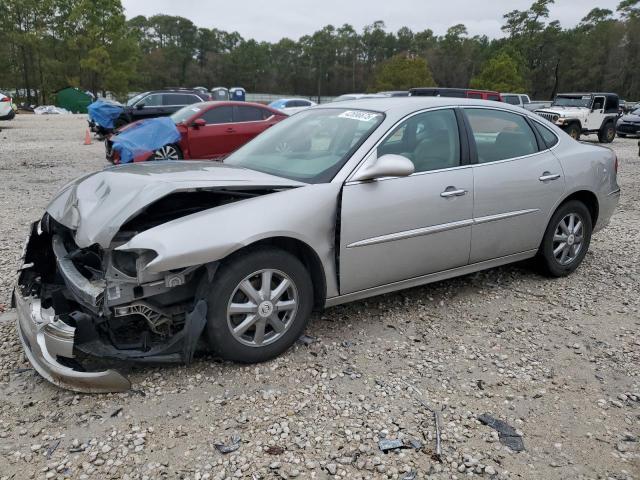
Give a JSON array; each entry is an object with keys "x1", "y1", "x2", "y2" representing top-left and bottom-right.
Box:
[{"x1": 14, "y1": 292, "x2": 131, "y2": 393}]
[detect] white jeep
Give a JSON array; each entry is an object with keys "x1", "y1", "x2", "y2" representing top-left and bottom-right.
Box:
[{"x1": 535, "y1": 93, "x2": 619, "y2": 143}]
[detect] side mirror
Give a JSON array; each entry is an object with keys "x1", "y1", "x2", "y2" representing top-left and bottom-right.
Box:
[
  {"x1": 351, "y1": 154, "x2": 415, "y2": 182},
  {"x1": 135, "y1": 103, "x2": 144, "y2": 110},
  {"x1": 192, "y1": 118, "x2": 206, "y2": 128}
]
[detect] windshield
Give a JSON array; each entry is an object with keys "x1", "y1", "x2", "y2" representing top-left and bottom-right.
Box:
[
  {"x1": 126, "y1": 92, "x2": 146, "y2": 106},
  {"x1": 224, "y1": 108, "x2": 384, "y2": 183},
  {"x1": 631, "y1": 108, "x2": 640, "y2": 116},
  {"x1": 170, "y1": 104, "x2": 203, "y2": 124},
  {"x1": 552, "y1": 95, "x2": 591, "y2": 108}
]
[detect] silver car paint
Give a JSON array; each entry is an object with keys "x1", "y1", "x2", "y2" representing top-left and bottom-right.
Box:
[
  {"x1": 340, "y1": 167, "x2": 474, "y2": 293},
  {"x1": 120, "y1": 182, "x2": 342, "y2": 298},
  {"x1": 46, "y1": 161, "x2": 305, "y2": 248}
]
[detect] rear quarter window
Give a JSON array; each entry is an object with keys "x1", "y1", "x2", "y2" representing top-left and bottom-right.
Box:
[{"x1": 533, "y1": 121, "x2": 559, "y2": 148}]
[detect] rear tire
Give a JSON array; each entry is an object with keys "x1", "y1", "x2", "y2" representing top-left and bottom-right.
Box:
[
  {"x1": 202, "y1": 248, "x2": 313, "y2": 363},
  {"x1": 565, "y1": 123, "x2": 581, "y2": 141},
  {"x1": 598, "y1": 122, "x2": 616, "y2": 143},
  {"x1": 537, "y1": 200, "x2": 592, "y2": 277}
]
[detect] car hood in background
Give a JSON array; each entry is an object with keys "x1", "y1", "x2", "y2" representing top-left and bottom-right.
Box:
[
  {"x1": 618, "y1": 113, "x2": 640, "y2": 122},
  {"x1": 46, "y1": 161, "x2": 305, "y2": 248}
]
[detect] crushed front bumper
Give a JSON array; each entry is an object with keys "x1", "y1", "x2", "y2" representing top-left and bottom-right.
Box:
[
  {"x1": 14, "y1": 291, "x2": 131, "y2": 393},
  {"x1": 14, "y1": 222, "x2": 131, "y2": 393}
]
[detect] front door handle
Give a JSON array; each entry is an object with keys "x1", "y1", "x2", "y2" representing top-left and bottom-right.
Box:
[
  {"x1": 440, "y1": 188, "x2": 467, "y2": 198},
  {"x1": 226, "y1": 127, "x2": 235, "y2": 133},
  {"x1": 539, "y1": 172, "x2": 561, "y2": 182}
]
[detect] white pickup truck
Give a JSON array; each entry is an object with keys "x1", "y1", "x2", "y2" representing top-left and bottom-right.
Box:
[{"x1": 501, "y1": 93, "x2": 551, "y2": 112}]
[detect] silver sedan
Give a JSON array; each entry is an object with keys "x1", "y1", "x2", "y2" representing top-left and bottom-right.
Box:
[{"x1": 14, "y1": 98, "x2": 620, "y2": 392}]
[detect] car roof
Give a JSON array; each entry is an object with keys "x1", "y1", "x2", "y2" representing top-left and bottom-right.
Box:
[
  {"x1": 311, "y1": 96, "x2": 524, "y2": 115},
  {"x1": 557, "y1": 92, "x2": 618, "y2": 97}
]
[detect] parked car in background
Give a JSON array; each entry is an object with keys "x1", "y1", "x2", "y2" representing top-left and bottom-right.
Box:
[
  {"x1": 535, "y1": 92, "x2": 619, "y2": 142},
  {"x1": 502, "y1": 93, "x2": 532, "y2": 109},
  {"x1": 616, "y1": 107, "x2": 640, "y2": 137},
  {"x1": 409, "y1": 87, "x2": 502, "y2": 101},
  {"x1": 106, "y1": 101, "x2": 286, "y2": 163},
  {"x1": 90, "y1": 89, "x2": 210, "y2": 133},
  {"x1": 269, "y1": 98, "x2": 317, "y2": 115},
  {"x1": 15, "y1": 97, "x2": 620, "y2": 392},
  {"x1": 0, "y1": 92, "x2": 15, "y2": 120},
  {"x1": 378, "y1": 91, "x2": 409, "y2": 97}
]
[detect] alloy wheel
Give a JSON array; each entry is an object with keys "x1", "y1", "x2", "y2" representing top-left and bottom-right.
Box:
[
  {"x1": 226, "y1": 269, "x2": 298, "y2": 347},
  {"x1": 552, "y1": 213, "x2": 584, "y2": 265},
  {"x1": 153, "y1": 145, "x2": 180, "y2": 160}
]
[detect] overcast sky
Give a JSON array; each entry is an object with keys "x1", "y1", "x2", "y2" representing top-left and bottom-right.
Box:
[{"x1": 121, "y1": 0, "x2": 622, "y2": 42}]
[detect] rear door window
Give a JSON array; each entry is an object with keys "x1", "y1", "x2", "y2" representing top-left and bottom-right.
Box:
[
  {"x1": 234, "y1": 106, "x2": 264, "y2": 122},
  {"x1": 164, "y1": 93, "x2": 201, "y2": 106},
  {"x1": 465, "y1": 108, "x2": 539, "y2": 163},
  {"x1": 201, "y1": 106, "x2": 233, "y2": 124},
  {"x1": 487, "y1": 94, "x2": 501, "y2": 101},
  {"x1": 467, "y1": 93, "x2": 482, "y2": 99}
]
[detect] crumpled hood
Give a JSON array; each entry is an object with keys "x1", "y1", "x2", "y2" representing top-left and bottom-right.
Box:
[{"x1": 46, "y1": 161, "x2": 305, "y2": 248}]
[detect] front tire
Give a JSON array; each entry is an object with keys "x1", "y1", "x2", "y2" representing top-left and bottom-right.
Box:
[
  {"x1": 537, "y1": 200, "x2": 592, "y2": 277},
  {"x1": 598, "y1": 122, "x2": 616, "y2": 143},
  {"x1": 565, "y1": 123, "x2": 581, "y2": 140},
  {"x1": 202, "y1": 248, "x2": 313, "y2": 363}
]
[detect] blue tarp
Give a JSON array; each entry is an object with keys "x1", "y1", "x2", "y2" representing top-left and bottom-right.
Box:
[
  {"x1": 88, "y1": 99, "x2": 124, "y2": 129},
  {"x1": 111, "y1": 117, "x2": 181, "y2": 164}
]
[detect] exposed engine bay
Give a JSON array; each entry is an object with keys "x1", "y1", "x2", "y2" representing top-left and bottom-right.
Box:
[{"x1": 14, "y1": 188, "x2": 278, "y2": 378}]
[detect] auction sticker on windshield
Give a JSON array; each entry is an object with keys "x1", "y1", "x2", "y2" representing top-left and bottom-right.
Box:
[{"x1": 338, "y1": 110, "x2": 380, "y2": 122}]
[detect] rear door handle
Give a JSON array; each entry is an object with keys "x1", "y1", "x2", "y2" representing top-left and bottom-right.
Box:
[
  {"x1": 226, "y1": 127, "x2": 235, "y2": 133},
  {"x1": 539, "y1": 172, "x2": 561, "y2": 182},
  {"x1": 440, "y1": 188, "x2": 467, "y2": 198}
]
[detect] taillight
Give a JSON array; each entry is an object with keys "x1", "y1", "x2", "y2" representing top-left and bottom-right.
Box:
[{"x1": 0, "y1": 97, "x2": 10, "y2": 103}]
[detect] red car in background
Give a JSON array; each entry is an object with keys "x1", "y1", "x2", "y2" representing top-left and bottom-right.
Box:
[{"x1": 106, "y1": 101, "x2": 287, "y2": 163}]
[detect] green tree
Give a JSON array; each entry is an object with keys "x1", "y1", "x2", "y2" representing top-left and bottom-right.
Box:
[
  {"x1": 470, "y1": 52, "x2": 526, "y2": 92},
  {"x1": 373, "y1": 54, "x2": 435, "y2": 91}
]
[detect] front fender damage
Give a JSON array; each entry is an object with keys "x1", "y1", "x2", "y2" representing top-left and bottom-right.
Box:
[{"x1": 14, "y1": 221, "x2": 210, "y2": 393}]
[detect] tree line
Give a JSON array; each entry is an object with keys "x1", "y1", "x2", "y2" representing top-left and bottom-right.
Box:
[{"x1": 1, "y1": 0, "x2": 640, "y2": 104}]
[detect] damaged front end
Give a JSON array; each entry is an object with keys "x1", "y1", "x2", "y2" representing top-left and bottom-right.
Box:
[{"x1": 14, "y1": 215, "x2": 209, "y2": 393}]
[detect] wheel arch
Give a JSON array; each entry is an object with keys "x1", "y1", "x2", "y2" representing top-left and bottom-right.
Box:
[
  {"x1": 554, "y1": 189, "x2": 599, "y2": 227},
  {"x1": 225, "y1": 236, "x2": 327, "y2": 311}
]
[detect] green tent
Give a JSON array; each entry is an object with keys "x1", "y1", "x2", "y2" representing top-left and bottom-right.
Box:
[{"x1": 54, "y1": 87, "x2": 93, "y2": 113}]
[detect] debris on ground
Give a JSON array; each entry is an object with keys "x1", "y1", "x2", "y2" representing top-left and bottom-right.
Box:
[
  {"x1": 478, "y1": 413, "x2": 526, "y2": 452},
  {"x1": 33, "y1": 106, "x2": 70, "y2": 115},
  {"x1": 378, "y1": 438, "x2": 405, "y2": 452},
  {"x1": 297, "y1": 334, "x2": 316, "y2": 346},
  {"x1": 214, "y1": 435, "x2": 241, "y2": 454},
  {"x1": 265, "y1": 445, "x2": 285, "y2": 455}
]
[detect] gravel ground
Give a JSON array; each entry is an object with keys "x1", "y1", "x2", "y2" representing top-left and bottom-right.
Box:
[{"x1": 0, "y1": 114, "x2": 638, "y2": 480}]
